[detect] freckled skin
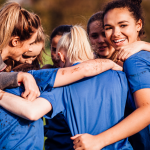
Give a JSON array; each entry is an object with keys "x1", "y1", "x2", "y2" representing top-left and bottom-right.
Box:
[
  {"x1": 71, "y1": 67, "x2": 80, "y2": 73},
  {"x1": 62, "y1": 70, "x2": 65, "y2": 75}
]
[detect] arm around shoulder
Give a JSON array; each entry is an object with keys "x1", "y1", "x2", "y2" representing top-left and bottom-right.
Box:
[{"x1": 54, "y1": 59, "x2": 122, "y2": 87}]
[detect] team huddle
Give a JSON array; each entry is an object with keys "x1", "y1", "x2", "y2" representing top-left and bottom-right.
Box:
[{"x1": 1, "y1": 0, "x2": 150, "y2": 150}]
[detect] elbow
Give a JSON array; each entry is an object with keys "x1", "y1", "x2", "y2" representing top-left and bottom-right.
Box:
[{"x1": 24, "y1": 109, "x2": 40, "y2": 121}]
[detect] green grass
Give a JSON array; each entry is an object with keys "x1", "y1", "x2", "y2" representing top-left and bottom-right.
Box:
[{"x1": 42, "y1": 48, "x2": 53, "y2": 67}]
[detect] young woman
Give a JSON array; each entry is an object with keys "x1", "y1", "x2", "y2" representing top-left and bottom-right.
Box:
[
  {"x1": 44, "y1": 25, "x2": 73, "y2": 150},
  {"x1": 0, "y1": 25, "x2": 122, "y2": 149},
  {"x1": 72, "y1": 0, "x2": 150, "y2": 149},
  {"x1": 5, "y1": 26, "x2": 45, "y2": 72},
  {"x1": 42, "y1": 25, "x2": 72, "y2": 69},
  {"x1": 85, "y1": 10, "x2": 150, "y2": 150},
  {"x1": 16, "y1": 26, "x2": 45, "y2": 68},
  {"x1": 45, "y1": 25, "x2": 132, "y2": 150},
  {"x1": 87, "y1": 11, "x2": 116, "y2": 60},
  {"x1": 0, "y1": 2, "x2": 41, "y2": 100}
]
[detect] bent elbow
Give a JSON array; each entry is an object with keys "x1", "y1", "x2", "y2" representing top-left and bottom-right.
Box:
[{"x1": 24, "y1": 109, "x2": 39, "y2": 121}]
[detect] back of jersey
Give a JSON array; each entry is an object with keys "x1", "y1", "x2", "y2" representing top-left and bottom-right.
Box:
[{"x1": 48, "y1": 69, "x2": 133, "y2": 150}]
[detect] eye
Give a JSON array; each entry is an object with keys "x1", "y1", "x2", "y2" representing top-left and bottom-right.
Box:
[
  {"x1": 90, "y1": 33, "x2": 98, "y2": 39},
  {"x1": 52, "y1": 47, "x2": 56, "y2": 52},
  {"x1": 30, "y1": 41, "x2": 36, "y2": 45},
  {"x1": 120, "y1": 24, "x2": 127, "y2": 28},
  {"x1": 104, "y1": 26, "x2": 112, "y2": 30},
  {"x1": 22, "y1": 55, "x2": 32, "y2": 59}
]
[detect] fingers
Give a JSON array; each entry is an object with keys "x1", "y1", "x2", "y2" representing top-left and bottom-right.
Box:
[
  {"x1": 71, "y1": 134, "x2": 81, "y2": 140},
  {"x1": 73, "y1": 141, "x2": 83, "y2": 150},
  {"x1": 21, "y1": 88, "x2": 40, "y2": 101},
  {"x1": 21, "y1": 73, "x2": 40, "y2": 101}
]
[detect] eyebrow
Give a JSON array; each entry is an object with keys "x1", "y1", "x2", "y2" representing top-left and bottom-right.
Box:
[
  {"x1": 30, "y1": 41, "x2": 36, "y2": 45},
  {"x1": 104, "y1": 20, "x2": 129, "y2": 27}
]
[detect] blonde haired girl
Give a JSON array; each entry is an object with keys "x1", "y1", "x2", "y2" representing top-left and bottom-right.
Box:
[{"x1": 56, "y1": 25, "x2": 94, "y2": 67}]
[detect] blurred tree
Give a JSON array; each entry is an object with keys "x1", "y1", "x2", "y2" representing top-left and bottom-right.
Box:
[
  {"x1": 18, "y1": 0, "x2": 150, "y2": 42},
  {"x1": 142, "y1": 0, "x2": 150, "y2": 42},
  {"x1": 6, "y1": 0, "x2": 150, "y2": 42}
]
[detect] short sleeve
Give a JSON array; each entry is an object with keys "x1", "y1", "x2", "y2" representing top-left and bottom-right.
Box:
[
  {"x1": 39, "y1": 87, "x2": 65, "y2": 119},
  {"x1": 28, "y1": 68, "x2": 58, "y2": 92},
  {"x1": 123, "y1": 51, "x2": 150, "y2": 93}
]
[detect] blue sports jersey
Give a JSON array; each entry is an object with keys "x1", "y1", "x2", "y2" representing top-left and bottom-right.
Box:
[
  {"x1": 0, "y1": 68, "x2": 58, "y2": 150},
  {"x1": 44, "y1": 113, "x2": 73, "y2": 150},
  {"x1": 44, "y1": 70, "x2": 133, "y2": 150},
  {"x1": 44, "y1": 63, "x2": 79, "y2": 150},
  {"x1": 124, "y1": 51, "x2": 150, "y2": 150}
]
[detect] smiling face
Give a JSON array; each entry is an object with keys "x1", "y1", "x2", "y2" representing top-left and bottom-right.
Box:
[
  {"x1": 7, "y1": 30, "x2": 38, "y2": 62},
  {"x1": 19, "y1": 42, "x2": 43, "y2": 64},
  {"x1": 104, "y1": 8, "x2": 142, "y2": 49},
  {"x1": 89, "y1": 20, "x2": 115, "y2": 58}
]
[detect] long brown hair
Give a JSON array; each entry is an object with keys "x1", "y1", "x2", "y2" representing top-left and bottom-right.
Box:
[{"x1": 0, "y1": 2, "x2": 41, "y2": 53}]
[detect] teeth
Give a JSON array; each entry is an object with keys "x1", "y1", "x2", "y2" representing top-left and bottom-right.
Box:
[{"x1": 114, "y1": 38, "x2": 126, "y2": 43}]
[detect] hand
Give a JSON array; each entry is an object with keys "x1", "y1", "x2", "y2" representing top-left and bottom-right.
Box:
[
  {"x1": 116, "y1": 41, "x2": 144, "y2": 61},
  {"x1": 17, "y1": 72, "x2": 40, "y2": 101},
  {"x1": 71, "y1": 133, "x2": 101, "y2": 150},
  {"x1": 111, "y1": 62, "x2": 123, "y2": 71}
]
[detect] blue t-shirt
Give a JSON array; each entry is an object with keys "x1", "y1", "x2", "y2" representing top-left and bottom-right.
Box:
[
  {"x1": 124, "y1": 51, "x2": 150, "y2": 150},
  {"x1": 0, "y1": 68, "x2": 58, "y2": 150},
  {"x1": 44, "y1": 70, "x2": 133, "y2": 150},
  {"x1": 44, "y1": 113, "x2": 73, "y2": 150},
  {"x1": 44, "y1": 63, "x2": 79, "y2": 150}
]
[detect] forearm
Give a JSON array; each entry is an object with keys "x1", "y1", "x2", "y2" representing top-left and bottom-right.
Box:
[
  {"x1": 0, "y1": 90, "x2": 52, "y2": 121},
  {"x1": 54, "y1": 59, "x2": 119, "y2": 87},
  {"x1": 96, "y1": 106, "x2": 150, "y2": 149}
]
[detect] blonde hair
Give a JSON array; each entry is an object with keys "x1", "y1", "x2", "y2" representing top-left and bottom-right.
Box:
[
  {"x1": 57, "y1": 25, "x2": 94, "y2": 63},
  {"x1": 0, "y1": 2, "x2": 41, "y2": 53}
]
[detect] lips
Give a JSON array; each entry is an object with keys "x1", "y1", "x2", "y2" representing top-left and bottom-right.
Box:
[
  {"x1": 98, "y1": 46, "x2": 108, "y2": 51},
  {"x1": 112, "y1": 38, "x2": 126, "y2": 46}
]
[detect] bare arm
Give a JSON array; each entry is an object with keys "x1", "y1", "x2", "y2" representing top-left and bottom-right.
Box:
[
  {"x1": 0, "y1": 59, "x2": 121, "y2": 121},
  {"x1": 54, "y1": 59, "x2": 122, "y2": 87},
  {"x1": 0, "y1": 90, "x2": 52, "y2": 121},
  {"x1": 72, "y1": 89, "x2": 150, "y2": 150}
]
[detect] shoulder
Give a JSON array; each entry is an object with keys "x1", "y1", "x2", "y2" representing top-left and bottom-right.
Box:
[{"x1": 124, "y1": 51, "x2": 150, "y2": 76}]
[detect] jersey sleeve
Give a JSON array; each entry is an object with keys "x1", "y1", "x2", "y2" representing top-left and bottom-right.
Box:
[
  {"x1": 28, "y1": 68, "x2": 58, "y2": 92},
  {"x1": 39, "y1": 87, "x2": 65, "y2": 119},
  {"x1": 123, "y1": 52, "x2": 150, "y2": 93}
]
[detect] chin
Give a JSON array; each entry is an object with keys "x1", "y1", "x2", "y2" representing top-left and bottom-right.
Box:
[{"x1": 98, "y1": 52, "x2": 109, "y2": 58}]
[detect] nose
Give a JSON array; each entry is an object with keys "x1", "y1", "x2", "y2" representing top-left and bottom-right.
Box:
[
  {"x1": 98, "y1": 35, "x2": 105, "y2": 43},
  {"x1": 25, "y1": 59, "x2": 32, "y2": 64},
  {"x1": 112, "y1": 27, "x2": 121, "y2": 37}
]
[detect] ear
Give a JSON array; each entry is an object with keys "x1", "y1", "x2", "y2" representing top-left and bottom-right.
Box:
[
  {"x1": 136, "y1": 19, "x2": 142, "y2": 32},
  {"x1": 58, "y1": 51, "x2": 66, "y2": 63},
  {"x1": 11, "y1": 36, "x2": 20, "y2": 47}
]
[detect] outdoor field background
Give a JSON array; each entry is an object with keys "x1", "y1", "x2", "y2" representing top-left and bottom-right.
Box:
[{"x1": 1, "y1": 0, "x2": 150, "y2": 149}]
